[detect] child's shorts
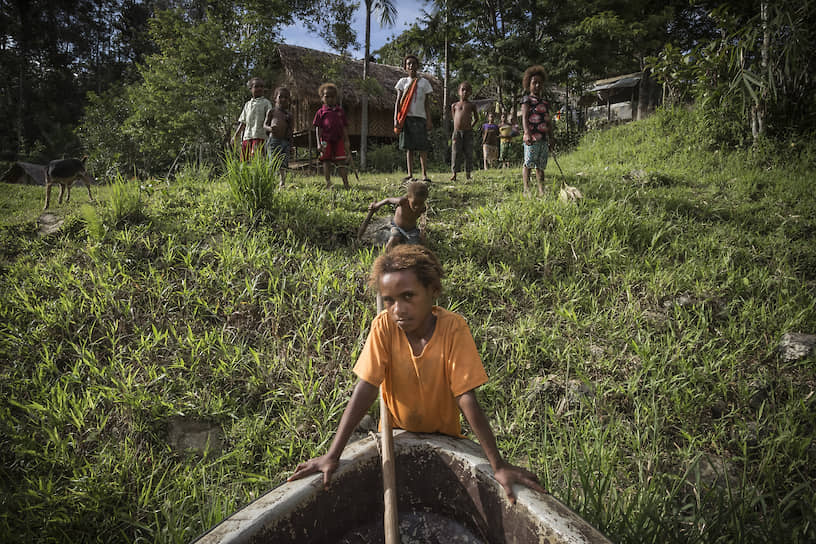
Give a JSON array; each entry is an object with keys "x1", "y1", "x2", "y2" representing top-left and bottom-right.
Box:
[
  {"x1": 267, "y1": 138, "x2": 290, "y2": 168},
  {"x1": 319, "y1": 139, "x2": 347, "y2": 162},
  {"x1": 399, "y1": 116, "x2": 430, "y2": 152},
  {"x1": 241, "y1": 138, "x2": 265, "y2": 159},
  {"x1": 390, "y1": 221, "x2": 422, "y2": 245},
  {"x1": 523, "y1": 140, "x2": 548, "y2": 170}
]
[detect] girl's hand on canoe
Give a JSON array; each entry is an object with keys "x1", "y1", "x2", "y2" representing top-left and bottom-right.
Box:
[
  {"x1": 493, "y1": 463, "x2": 547, "y2": 504},
  {"x1": 287, "y1": 455, "x2": 339, "y2": 489}
]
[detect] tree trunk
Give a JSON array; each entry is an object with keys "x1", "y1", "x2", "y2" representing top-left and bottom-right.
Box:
[
  {"x1": 360, "y1": 1, "x2": 372, "y2": 170},
  {"x1": 637, "y1": 69, "x2": 659, "y2": 120},
  {"x1": 442, "y1": 5, "x2": 449, "y2": 133},
  {"x1": 17, "y1": 62, "x2": 24, "y2": 155},
  {"x1": 752, "y1": 0, "x2": 769, "y2": 142}
]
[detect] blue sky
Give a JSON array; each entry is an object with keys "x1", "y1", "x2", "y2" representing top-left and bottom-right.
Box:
[{"x1": 279, "y1": 0, "x2": 429, "y2": 60}]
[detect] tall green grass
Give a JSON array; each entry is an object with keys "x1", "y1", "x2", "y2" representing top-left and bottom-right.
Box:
[{"x1": 1, "y1": 108, "x2": 814, "y2": 543}]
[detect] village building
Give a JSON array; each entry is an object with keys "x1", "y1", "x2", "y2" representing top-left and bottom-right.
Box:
[
  {"x1": 271, "y1": 44, "x2": 443, "y2": 160},
  {"x1": 582, "y1": 71, "x2": 661, "y2": 123}
]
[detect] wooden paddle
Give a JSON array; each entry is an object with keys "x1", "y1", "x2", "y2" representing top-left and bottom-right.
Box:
[
  {"x1": 357, "y1": 207, "x2": 377, "y2": 240},
  {"x1": 377, "y1": 293, "x2": 399, "y2": 543}
]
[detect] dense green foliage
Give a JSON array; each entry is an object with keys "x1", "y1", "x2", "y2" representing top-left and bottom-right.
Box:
[
  {"x1": 1, "y1": 109, "x2": 814, "y2": 543},
  {"x1": 649, "y1": 0, "x2": 816, "y2": 143},
  {"x1": 0, "y1": 0, "x2": 352, "y2": 166},
  {"x1": 7, "y1": 0, "x2": 812, "y2": 176}
]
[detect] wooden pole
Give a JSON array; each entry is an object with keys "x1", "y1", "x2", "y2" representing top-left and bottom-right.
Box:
[
  {"x1": 377, "y1": 294, "x2": 399, "y2": 543},
  {"x1": 357, "y1": 207, "x2": 376, "y2": 240}
]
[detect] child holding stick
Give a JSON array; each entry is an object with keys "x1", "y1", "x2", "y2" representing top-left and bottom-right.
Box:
[
  {"x1": 368, "y1": 181, "x2": 429, "y2": 251},
  {"x1": 520, "y1": 66, "x2": 553, "y2": 196}
]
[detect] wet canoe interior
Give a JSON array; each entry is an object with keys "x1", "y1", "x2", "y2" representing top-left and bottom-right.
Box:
[{"x1": 195, "y1": 433, "x2": 610, "y2": 544}]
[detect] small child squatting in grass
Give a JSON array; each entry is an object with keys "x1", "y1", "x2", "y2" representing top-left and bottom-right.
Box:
[
  {"x1": 232, "y1": 77, "x2": 273, "y2": 160},
  {"x1": 368, "y1": 181, "x2": 429, "y2": 252},
  {"x1": 521, "y1": 65, "x2": 553, "y2": 196},
  {"x1": 450, "y1": 81, "x2": 479, "y2": 181},
  {"x1": 313, "y1": 82, "x2": 350, "y2": 189},
  {"x1": 287, "y1": 245, "x2": 546, "y2": 504},
  {"x1": 264, "y1": 87, "x2": 293, "y2": 188}
]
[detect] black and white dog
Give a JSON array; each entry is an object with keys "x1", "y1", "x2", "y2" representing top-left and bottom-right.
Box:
[{"x1": 44, "y1": 158, "x2": 95, "y2": 209}]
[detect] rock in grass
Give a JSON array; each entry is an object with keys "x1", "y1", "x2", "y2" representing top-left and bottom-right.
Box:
[
  {"x1": 167, "y1": 416, "x2": 223, "y2": 455},
  {"x1": 778, "y1": 332, "x2": 816, "y2": 362}
]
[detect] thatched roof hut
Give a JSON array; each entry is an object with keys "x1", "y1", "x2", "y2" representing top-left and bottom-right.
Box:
[
  {"x1": 1, "y1": 162, "x2": 47, "y2": 185},
  {"x1": 272, "y1": 44, "x2": 443, "y2": 146}
]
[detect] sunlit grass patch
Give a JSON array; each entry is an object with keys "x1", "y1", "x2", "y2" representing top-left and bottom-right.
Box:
[{"x1": 1, "y1": 109, "x2": 815, "y2": 543}]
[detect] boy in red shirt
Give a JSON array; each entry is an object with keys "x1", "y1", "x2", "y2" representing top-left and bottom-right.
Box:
[
  {"x1": 313, "y1": 83, "x2": 350, "y2": 189},
  {"x1": 288, "y1": 245, "x2": 546, "y2": 503}
]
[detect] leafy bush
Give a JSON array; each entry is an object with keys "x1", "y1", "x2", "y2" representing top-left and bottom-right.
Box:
[
  {"x1": 79, "y1": 204, "x2": 104, "y2": 241},
  {"x1": 366, "y1": 142, "x2": 404, "y2": 173},
  {"x1": 102, "y1": 174, "x2": 146, "y2": 226},
  {"x1": 223, "y1": 148, "x2": 283, "y2": 215}
]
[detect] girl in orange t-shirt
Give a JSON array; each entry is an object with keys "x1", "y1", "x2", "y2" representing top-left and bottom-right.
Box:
[{"x1": 288, "y1": 245, "x2": 546, "y2": 503}]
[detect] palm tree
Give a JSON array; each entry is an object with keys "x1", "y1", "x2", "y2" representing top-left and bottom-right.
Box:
[{"x1": 360, "y1": 0, "x2": 396, "y2": 170}]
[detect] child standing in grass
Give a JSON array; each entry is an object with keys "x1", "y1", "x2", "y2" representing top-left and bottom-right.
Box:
[
  {"x1": 394, "y1": 55, "x2": 434, "y2": 182},
  {"x1": 264, "y1": 86, "x2": 293, "y2": 188},
  {"x1": 450, "y1": 81, "x2": 479, "y2": 181},
  {"x1": 313, "y1": 82, "x2": 350, "y2": 189},
  {"x1": 521, "y1": 66, "x2": 553, "y2": 196},
  {"x1": 288, "y1": 244, "x2": 546, "y2": 503},
  {"x1": 482, "y1": 111, "x2": 500, "y2": 170},
  {"x1": 232, "y1": 77, "x2": 273, "y2": 160},
  {"x1": 368, "y1": 181, "x2": 429, "y2": 251},
  {"x1": 499, "y1": 112, "x2": 518, "y2": 169}
]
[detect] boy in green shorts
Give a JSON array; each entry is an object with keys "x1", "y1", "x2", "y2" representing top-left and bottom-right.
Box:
[{"x1": 394, "y1": 55, "x2": 434, "y2": 182}]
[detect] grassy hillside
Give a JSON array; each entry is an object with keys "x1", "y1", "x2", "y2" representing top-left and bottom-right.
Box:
[{"x1": 1, "y1": 109, "x2": 814, "y2": 543}]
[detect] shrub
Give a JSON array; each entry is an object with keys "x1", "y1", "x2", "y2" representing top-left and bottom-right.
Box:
[
  {"x1": 102, "y1": 174, "x2": 146, "y2": 226},
  {"x1": 223, "y1": 148, "x2": 283, "y2": 215},
  {"x1": 366, "y1": 143, "x2": 403, "y2": 173}
]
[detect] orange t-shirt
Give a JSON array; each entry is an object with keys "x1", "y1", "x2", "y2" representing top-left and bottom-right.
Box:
[{"x1": 353, "y1": 306, "x2": 489, "y2": 437}]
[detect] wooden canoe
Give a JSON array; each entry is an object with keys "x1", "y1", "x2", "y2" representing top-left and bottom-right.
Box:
[{"x1": 194, "y1": 431, "x2": 612, "y2": 544}]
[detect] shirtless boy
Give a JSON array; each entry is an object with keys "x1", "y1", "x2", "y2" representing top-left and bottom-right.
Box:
[
  {"x1": 368, "y1": 181, "x2": 429, "y2": 251},
  {"x1": 450, "y1": 81, "x2": 479, "y2": 181},
  {"x1": 264, "y1": 87, "x2": 293, "y2": 188}
]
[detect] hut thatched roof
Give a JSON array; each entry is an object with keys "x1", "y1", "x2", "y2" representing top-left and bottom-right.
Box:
[
  {"x1": 1, "y1": 162, "x2": 47, "y2": 185},
  {"x1": 274, "y1": 44, "x2": 442, "y2": 111}
]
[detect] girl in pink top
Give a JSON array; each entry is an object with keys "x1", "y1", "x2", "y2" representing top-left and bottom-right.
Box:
[{"x1": 313, "y1": 83, "x2": 350, "y2": 189}]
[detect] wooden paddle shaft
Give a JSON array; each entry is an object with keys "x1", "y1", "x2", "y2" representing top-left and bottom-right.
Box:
[
  {"x1": 377, "y1": 293, "x2": 399, "y2": 543},
  {"x1": 380, "y1": 387, "x2": 398, "y2": 543},
  {"x1": 357, "y1": 207, "x2": 376, "y2": 240}
]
